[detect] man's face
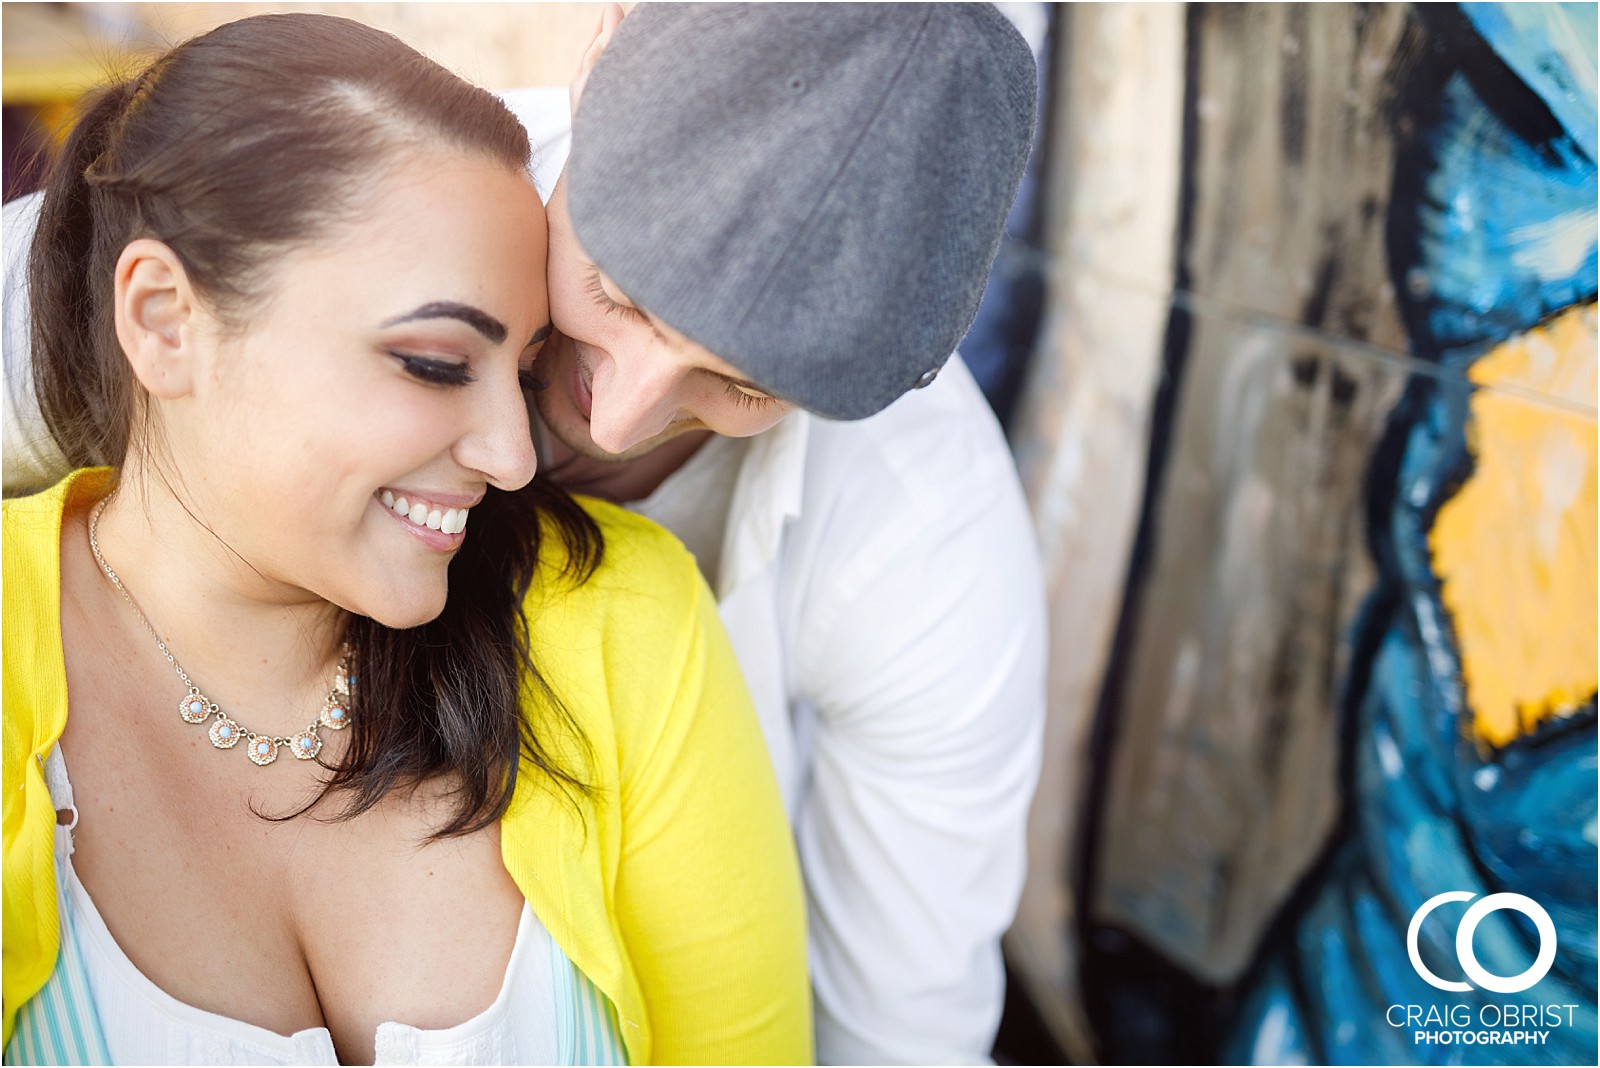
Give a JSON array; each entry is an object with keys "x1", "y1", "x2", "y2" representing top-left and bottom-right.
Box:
[{"x1": 536, "y1": 177, "x2": 795, "y2": 463}]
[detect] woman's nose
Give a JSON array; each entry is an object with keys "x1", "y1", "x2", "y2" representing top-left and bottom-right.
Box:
[{"x1": 456, "y1": 371, "x2": 539, "y2": 490}]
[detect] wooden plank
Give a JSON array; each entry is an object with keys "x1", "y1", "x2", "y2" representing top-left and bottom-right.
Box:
[
  {"x1": 1089, "y1": 2, "x2": 1411, "y2": 983},
  {"x1": 1007, "y1": 4, "x2": 1186, "y2": 1059}
]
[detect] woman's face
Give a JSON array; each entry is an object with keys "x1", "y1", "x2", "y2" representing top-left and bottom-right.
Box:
[{"x1": 161, "y1": 153, "x2": 549, "y2": 628}]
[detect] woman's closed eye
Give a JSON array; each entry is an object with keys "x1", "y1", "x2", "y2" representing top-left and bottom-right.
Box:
[{"x1": 393, "y1": 352, "x2": 474, "y2": 387}]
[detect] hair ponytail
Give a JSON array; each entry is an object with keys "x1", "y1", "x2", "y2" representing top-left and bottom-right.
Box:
[{"x1": 29, "y1": 79, "x2": 142, "y2": 468}]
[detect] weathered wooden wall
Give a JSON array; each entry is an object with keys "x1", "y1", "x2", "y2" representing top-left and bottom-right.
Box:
[
  {"x1": 1010, "y1": 3, "x2": 1597, "y2": 1064},
  {"x1": 1089, "y1": 1, "x2": 1410, "y2": 983},
  {"x1": 1007, "y1": 4, "x2": 1185, "y2": 1060}
]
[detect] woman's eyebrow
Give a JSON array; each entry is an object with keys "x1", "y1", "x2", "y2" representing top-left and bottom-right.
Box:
[
  {"x1": 382, "y1": 301, "x2": 507, "y2": 344},
  {"x1": 530, "y1": 322, "x2": 552, "y2": 346}
]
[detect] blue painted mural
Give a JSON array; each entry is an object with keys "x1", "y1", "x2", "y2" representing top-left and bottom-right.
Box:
[
  {"x1": 1228, "y1": 4, "x2": 1597, "y2": 1063},
  {"x1": 1032, "y1": 4, "x2": 1599, "y2": 1064}
]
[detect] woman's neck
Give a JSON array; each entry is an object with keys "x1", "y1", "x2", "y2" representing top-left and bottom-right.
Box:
[{"x1": 81, "y1": 465, "x2": 349, "y2": 738}]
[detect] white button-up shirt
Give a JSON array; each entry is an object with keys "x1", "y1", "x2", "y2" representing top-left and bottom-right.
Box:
[{"x1": 659, "y1": 358, "x2": 1048, "y2": 1065}]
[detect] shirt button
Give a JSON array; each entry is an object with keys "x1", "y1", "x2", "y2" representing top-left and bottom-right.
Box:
[{"x1": 913, "y1": 367, "x2": 940, "y2": 389}]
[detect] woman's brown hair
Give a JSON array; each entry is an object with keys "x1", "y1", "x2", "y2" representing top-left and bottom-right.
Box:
[{"x1": 29, "y1": 12, "x2": 601, "y2": 837}]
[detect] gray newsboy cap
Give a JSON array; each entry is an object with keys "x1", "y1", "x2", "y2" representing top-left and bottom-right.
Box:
[{"x1": 567, "y1": 3, "x2": 1037, "y2": 420}]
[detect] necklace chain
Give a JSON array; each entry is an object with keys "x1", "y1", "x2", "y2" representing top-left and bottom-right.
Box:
[{"x1": 87, "y1": 493, "x2": 355, "y2": 766}]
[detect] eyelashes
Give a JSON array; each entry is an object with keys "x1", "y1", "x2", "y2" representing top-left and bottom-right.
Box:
[
  {"x1": 394, "y1": 353, "x2": 542, "y2": 393},
  {"x1": 723, "y1": 378, "x2": 779, "y2": 410},
  {"x1": 582, "y1": 264, "x2": 779, "y2": 411},
  {"x1": 393, "y1": 353, "x2": 473, "y2": 386},
  {"x1": 583, "y1": 266, "x2": 647, "y2": 323}
]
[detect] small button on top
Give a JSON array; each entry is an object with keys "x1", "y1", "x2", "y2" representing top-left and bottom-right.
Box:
[{"x1": 913, "y1": 368, "x2": 940, "y2": 389}]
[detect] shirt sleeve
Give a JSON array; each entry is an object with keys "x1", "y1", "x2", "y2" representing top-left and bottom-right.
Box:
[
  {"x1": 3, "y1": 192, "x2": 72, "y2": 497},
  {"x1": 792, "y1": 435, "x2": 1048, "y2": 1066},
  {"x1": 613, "y1": 561, "x2": 814, "y2": 1066}
]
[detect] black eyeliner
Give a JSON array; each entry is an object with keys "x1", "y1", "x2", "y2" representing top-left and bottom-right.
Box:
[{"x1": 393, "y1": 352, "x2": 474, "y2": 386}]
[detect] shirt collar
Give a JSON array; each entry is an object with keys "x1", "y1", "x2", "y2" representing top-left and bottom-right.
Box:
[{"x1": 718, "y1": 410, "x2": 810, "y2": 593}]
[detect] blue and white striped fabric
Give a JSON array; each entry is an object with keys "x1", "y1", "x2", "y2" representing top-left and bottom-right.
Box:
[
  {"x1": 552, "y1": 943, "x2": 628, "y2": 1066},
  {"x1": 3, "y1": 820, "x2": 112, "y2": 1066}
]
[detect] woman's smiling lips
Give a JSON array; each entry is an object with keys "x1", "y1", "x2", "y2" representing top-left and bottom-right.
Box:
[{"x1": 377, "y1": 487, "x2": 481, "y2": 550}]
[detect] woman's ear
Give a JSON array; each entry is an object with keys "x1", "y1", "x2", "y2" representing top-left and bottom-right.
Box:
[{"x1": 113, "y1": 238, "x2": 202, "y2": 399}]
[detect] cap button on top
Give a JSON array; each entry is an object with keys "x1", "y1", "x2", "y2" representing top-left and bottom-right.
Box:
[{"x1": 913, "y1": 368, "x2": 940, "y2": 389}]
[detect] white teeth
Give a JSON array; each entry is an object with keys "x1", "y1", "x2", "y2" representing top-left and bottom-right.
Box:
[{"x1": 383, "y1": 492, "x2": 470, "y2": 535}]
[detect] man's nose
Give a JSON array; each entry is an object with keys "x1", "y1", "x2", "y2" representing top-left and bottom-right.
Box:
[{"x1": 586, "y1": 352, "x2": 681, "y2": 455}]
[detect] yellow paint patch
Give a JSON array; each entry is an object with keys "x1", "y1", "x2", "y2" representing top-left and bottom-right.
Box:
[{"x1": 1429, "y1": 303, "x2": 1598, "y2": 747}]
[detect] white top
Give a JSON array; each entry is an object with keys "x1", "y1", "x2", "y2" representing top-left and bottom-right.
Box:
[
  {"x1": 8, "y1": 87, "x2": 1050, "y2": 1066},
  {"x1": 689, "y1": 360, "x2": 1048, "y2": 1067},
  {"x1": 41, "y1": 748, "x2": 563, "y2": 1066}
]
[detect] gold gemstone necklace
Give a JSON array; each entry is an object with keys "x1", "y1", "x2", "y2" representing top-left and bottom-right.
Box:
[{"x1": 87, "y1": 495, "x2": 355, "y2": 766}]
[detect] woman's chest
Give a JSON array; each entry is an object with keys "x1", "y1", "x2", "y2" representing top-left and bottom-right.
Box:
[{"x1": 53, "y1": 719, "x2": 526, "y2": 1064}]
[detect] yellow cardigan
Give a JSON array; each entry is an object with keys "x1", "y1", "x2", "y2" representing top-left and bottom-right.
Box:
[{"x1": 2, "y1": 469, "x2": 812, "y2": 1065}]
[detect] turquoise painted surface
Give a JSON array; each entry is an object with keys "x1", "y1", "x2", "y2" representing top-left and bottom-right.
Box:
[{"x1": 1228, "y1": 5, "x2": 1598, "y2": 1064}]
